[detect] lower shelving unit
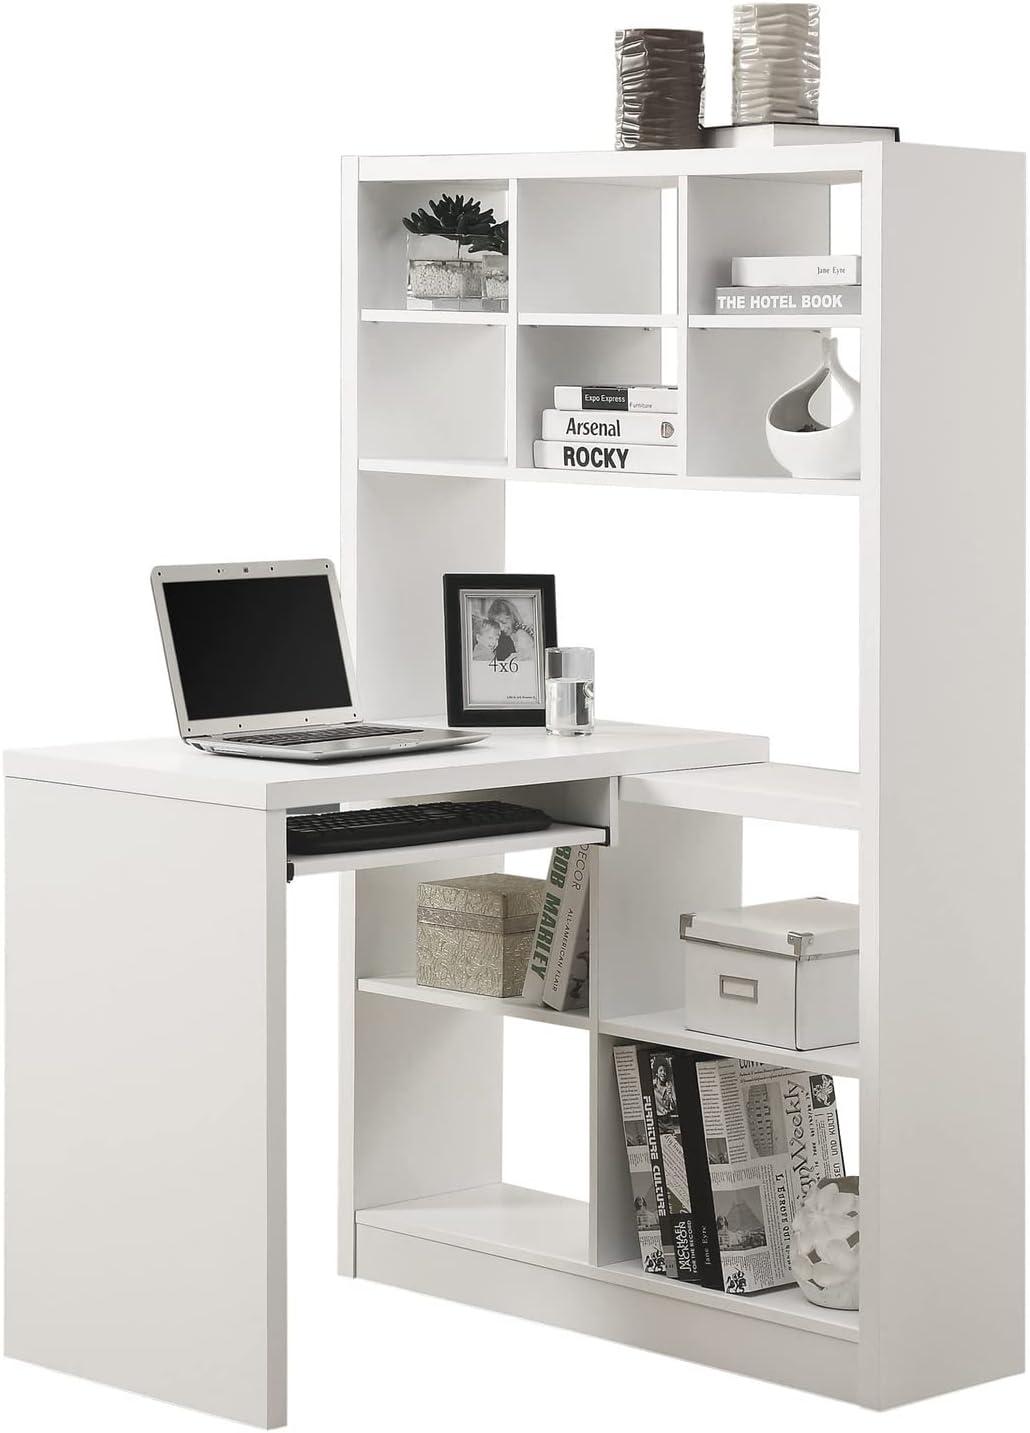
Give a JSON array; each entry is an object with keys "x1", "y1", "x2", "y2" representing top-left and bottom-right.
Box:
[{"x1": 345, "y1": 761, "x2": 865, "y2": 1401}]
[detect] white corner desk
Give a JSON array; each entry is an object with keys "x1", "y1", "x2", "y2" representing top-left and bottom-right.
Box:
[{"x1": 4, "y1": 721, "x2": 769, "y2": 1427}]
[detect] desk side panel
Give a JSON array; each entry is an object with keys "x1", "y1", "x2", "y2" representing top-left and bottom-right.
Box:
[
  {"x1": 862, "y1": 145, "x2": 1025, "y2": 1408},
  {"x1": 4, "y1": 778, "x2": 287, "y2": 1429}
]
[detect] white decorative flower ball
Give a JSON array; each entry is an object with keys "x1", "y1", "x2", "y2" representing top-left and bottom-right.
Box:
[{"x1": 790, "y1": 1176, "x2": 860, "y2": 1310}]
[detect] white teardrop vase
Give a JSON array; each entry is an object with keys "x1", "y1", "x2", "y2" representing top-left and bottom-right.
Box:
[{"x1": 765, "y1": 335, "x2": 860, "y2": 479}]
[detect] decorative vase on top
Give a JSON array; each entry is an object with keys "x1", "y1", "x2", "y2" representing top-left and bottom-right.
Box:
[
  {"x1": 733, "y1": 4, "x2": 820, "y2": 125},
  {"x1": 615, "y1": 29, "x2": 706, "y2": 150}
]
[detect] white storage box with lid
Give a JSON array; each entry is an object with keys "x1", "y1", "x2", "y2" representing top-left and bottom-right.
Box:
[{"x1": 677, "y1": 897, "x2": 859, "y2": 1050}]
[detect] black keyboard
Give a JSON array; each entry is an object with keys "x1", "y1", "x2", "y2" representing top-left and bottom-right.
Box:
[
  {"x1": 221, "y1": 724, "x2": 420, "y2": 747},
  {"x1": 286, "y1": 800, "x2": 553, "y2": 856}
]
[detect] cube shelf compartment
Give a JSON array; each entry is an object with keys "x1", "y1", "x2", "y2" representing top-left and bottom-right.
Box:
[{"x1": 341, "y1": 142, "x2": 1025, "y2": 1411}]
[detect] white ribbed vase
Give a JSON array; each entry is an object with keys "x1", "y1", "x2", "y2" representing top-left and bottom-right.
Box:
[{"x1": 733, "y1": 4, "x2": 820, "y2": 125}]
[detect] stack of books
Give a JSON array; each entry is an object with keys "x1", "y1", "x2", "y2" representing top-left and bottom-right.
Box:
[
  {"x1": 520, "y1": 844, "x2": 590, "y2": 1012},
  {"x1": 614, "y1": 1043, "x2": 846, "y2": 1295},
  {"x1": 533, "y1": 385, "x2": 680, "y2": 476},
  {"x1": 715, "y1": 253, "x2": 862, "y2": 317}
]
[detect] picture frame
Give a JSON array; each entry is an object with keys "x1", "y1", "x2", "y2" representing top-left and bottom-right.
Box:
[{"x1": 443, "y1": 574, "x2": 557, "y2": 727}]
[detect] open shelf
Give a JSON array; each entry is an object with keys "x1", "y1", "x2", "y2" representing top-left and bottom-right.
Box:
[
  {"x1": 358, "y1": 456, "x2": 510, "y2": 479},
  {"x1": 358, "y1": 975, "x2": 589, "y2": 1029},
  {"x1": 358, "y1": 1182, "x2": 588, "y2": 1272},
  {"x1": 600, "y1": 1009, "x2": 860, "y2": 1078},
  {"x1": 689, "y1": 313, "x2": 862, "y2": 330},
  {"x1": 357, "y1": 457, "x2": 860, "y2": 494},
  {"x1": 518, "y1": 312, "x2": 676, "y2": 328},
  {"x1": 361, "y1": 308, "x2": 510, "y2": 326},
  {"x1": 621, "y1": 763, "x2": 860, "y2": 828},
  {"x1": 357, "y1": 1183, "x2": 858, "y2": 1341},
  {"x1": 290, "y1": 821, "x2": 607, "y2": 877}
]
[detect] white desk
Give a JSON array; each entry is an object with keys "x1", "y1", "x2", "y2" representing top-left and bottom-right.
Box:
[{"x1": 4, "y1": 721, "x2": 767, "y2": 1428}]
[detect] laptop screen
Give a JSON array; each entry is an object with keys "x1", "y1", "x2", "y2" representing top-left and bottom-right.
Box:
[{"x1": 162, "y1": 574, "x2": 352, "y2": 721}]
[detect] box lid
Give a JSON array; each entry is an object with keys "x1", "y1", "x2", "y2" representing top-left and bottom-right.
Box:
[
  {"x1": 417, "y1": 873, "x2": 545, "y2": 920},
  {"x1": 679, "y1": 897, "x2": 858, "y2": 959}
]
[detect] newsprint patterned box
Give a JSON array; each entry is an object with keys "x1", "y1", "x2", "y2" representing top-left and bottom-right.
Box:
[{"x1": 416, "y1": 873, "x2": 547, "y2": 997}]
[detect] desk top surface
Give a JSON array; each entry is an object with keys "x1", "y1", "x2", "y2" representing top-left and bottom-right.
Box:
[{"x1": 5, "y1": 721, "x2": 768, "y2": 811}]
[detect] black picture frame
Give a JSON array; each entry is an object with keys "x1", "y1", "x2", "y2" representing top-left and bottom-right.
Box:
[{"x1": 443, "y1": 573, "x2": 557, "y2": 727}]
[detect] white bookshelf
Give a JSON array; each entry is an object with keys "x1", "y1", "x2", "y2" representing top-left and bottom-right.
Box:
[{"x1": 340, "y1": 143, "x2": 1025, "y2": 1410}]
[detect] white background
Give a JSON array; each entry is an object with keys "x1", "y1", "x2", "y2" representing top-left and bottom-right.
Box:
[{"x1": 0, "y1": 1, "x2": 1026, "y2": 1430}]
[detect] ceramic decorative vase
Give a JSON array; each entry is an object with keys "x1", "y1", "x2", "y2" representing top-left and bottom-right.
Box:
[
  {"x1": 615, "y1": 29, "x2": 706, "y2": 150},
  {"x1": 765, "y1": 335, "x2": 860, "y2": 479},
  {"x1": 732, "y1": 4, "x2": 820, "y2": 125},
  {"x1": 790, "y1": 1175, "x2": 859, "y2": 1309}
]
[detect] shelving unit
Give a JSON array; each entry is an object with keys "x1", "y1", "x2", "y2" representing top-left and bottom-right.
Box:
[{"x1": 339, "y1": 141, "x2": 1025, "y2": 1413}]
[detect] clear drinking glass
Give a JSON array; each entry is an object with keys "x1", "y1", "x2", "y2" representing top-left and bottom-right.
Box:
[{"x1": 545, "y1": 648, "x2": 595, "y2": 736}]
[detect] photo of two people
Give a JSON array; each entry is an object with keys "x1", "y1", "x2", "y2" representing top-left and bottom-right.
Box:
[{"x1": 470, "y1": 595, "x2": 537, "y2": 663}]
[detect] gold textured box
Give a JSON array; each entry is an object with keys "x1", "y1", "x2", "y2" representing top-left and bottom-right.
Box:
[{"x1": 416, "y1": 873, "x2": 548, "y2": 997}]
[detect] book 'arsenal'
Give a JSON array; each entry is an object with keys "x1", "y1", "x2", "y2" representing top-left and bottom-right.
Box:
[{"x1": 541, "y1": 409, "x2": 678, "y2": 444}]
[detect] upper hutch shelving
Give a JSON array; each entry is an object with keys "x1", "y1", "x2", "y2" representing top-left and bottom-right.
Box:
[{"x1": 340, "y1": 139, "x2": 1025, "y2": 1413}]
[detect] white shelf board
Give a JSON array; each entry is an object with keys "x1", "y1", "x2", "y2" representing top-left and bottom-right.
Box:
[
  {"x1": 357, "y1": 975, "x2": 589, "y2": 1029},
  {"x1": 602, "y1": 1259, "x2": 858, "y2": 1342},
  {"x1": 290, "y1": 821, "x2": 606, "y2": 877},
  {"x1": 599, "y1": 1009, "x2": 860, "y2": 1079},
  {"x1": 689, "y1": 313, "x2": 862, "y2": 330},
  {"x1": 361, "y1": 308, "x2": 510, "y2": 326},
  {"x1": 358, "y1": 458, "x2": 860, "y2": 495},
  {"x1": 621, "y1": 762, "x2": 860, "y2": 828},
  {"x1": 357, "y1": 1183, "x2": 857, "y2": 1342},
  {"x1": 358, "y1": 1183, "x2": 588, "y2": 1271},
  {"x1": 519, "y1": 312, "x2": 677, "y2": 328},
  {"x1": 357, "y1": 147, "x2": 874, "y2": 185},
  {"x1": 359, "y1": 457, "x2": 511, "y2": 480}
]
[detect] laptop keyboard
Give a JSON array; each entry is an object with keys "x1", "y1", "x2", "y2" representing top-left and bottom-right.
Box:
[{"x1": 219, "y1": 724, "x2": 421, "y2": 747}]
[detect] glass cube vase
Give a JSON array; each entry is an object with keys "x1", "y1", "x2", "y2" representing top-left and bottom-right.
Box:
[
  {"x1": 406, "y1": 233, "x2": 484, "y2": 310},
  {"x1": 480, "y1": 253, "x2": 509, "y2": 312}
]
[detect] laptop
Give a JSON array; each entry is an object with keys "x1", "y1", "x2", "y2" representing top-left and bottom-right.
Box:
[{"x1": 151, "y1": 558, "x2": 486, "y2": 762}]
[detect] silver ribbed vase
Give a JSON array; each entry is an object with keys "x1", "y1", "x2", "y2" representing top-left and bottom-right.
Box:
[
  {"x1": 732, "y1": 5, "x2": 820, "y2": 125},
  {"x1": 615, "y1": 29, "x2": 705, "y2": 150}
]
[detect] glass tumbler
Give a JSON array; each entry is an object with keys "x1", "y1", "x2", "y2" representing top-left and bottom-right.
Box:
[{"x1": 545, "y1": 648, "x2": 595, "y2": 736}]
